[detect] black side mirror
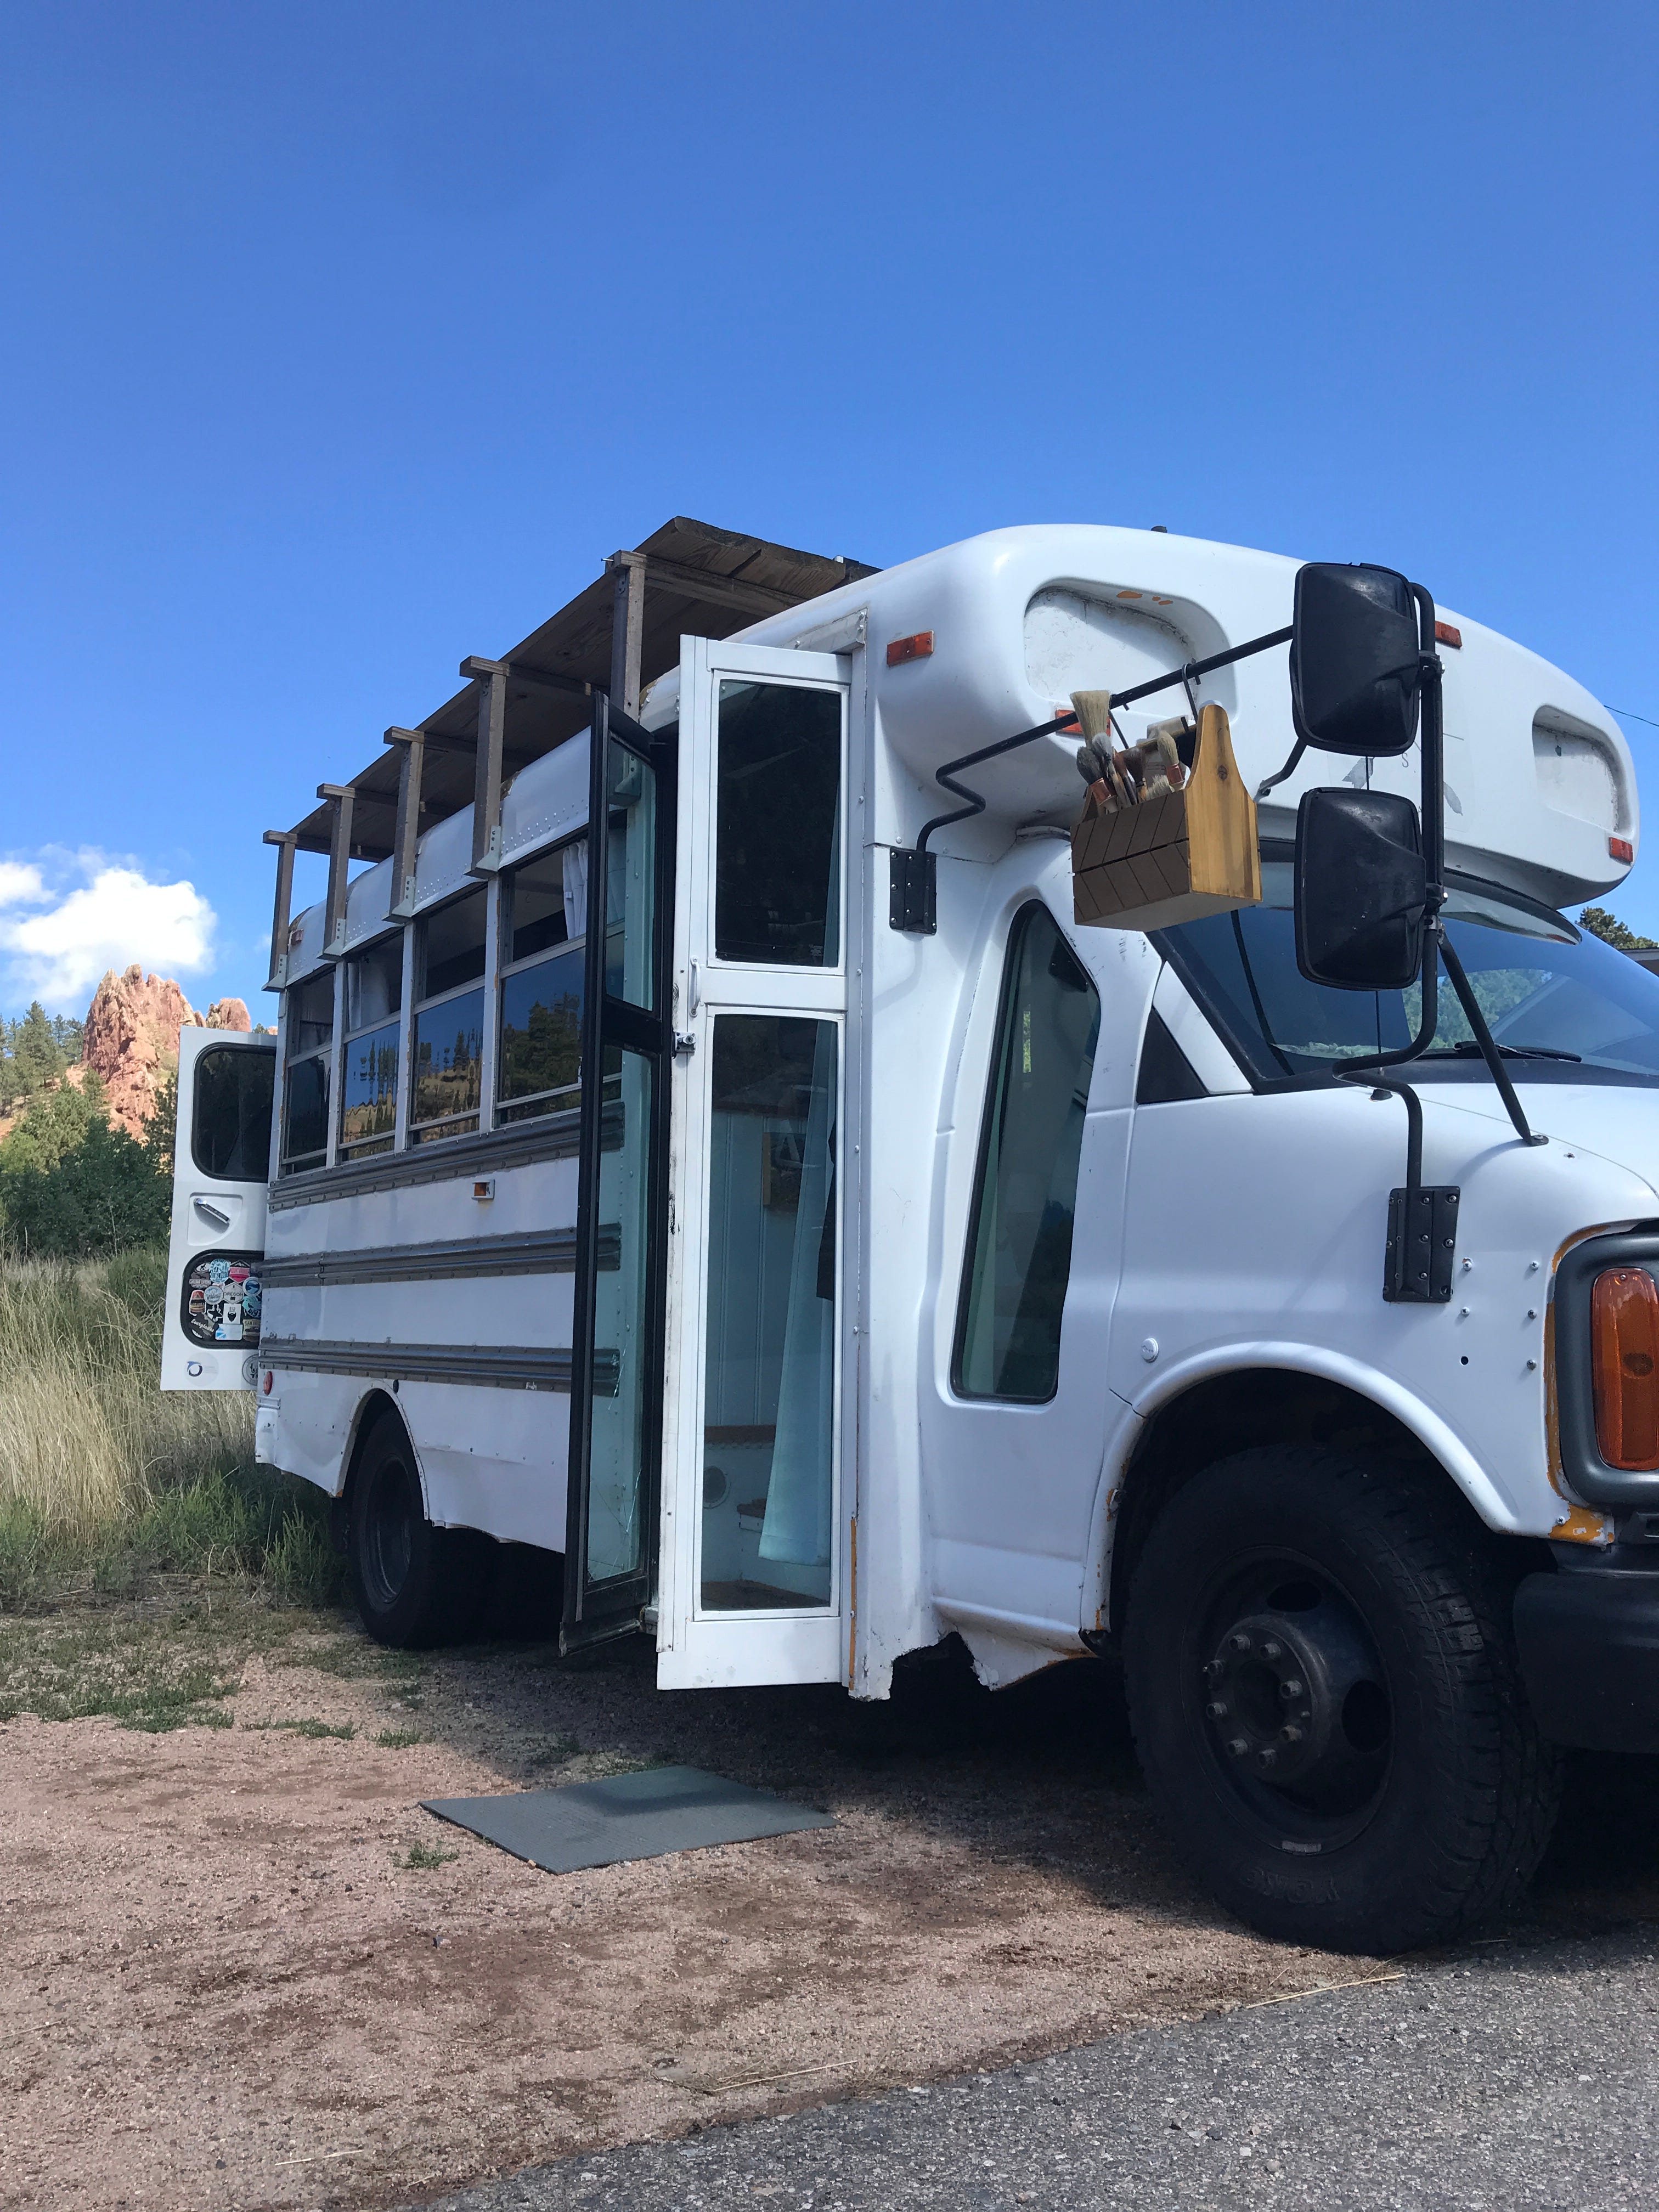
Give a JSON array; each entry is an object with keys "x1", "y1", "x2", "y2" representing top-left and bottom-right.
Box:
[
  {"x1": 1296, "y1": 787, "x2": 1426, "y2": 990},
  {"x1": 1290, "y1": 563, "x2": 1423, "y2": 759}
]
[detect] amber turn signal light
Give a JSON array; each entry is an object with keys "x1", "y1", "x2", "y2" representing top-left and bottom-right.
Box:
[{"x1": 1592, "y1": 1267, "x2": 1659, "y2": 1469}]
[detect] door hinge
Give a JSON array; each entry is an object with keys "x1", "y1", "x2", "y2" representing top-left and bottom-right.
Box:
[
  {"x1": 1384, "y1": 1184, "x2": 1460, "y2": 1302},
  {"x1": 889, "y1": 847, "x2": 937, "y2": 934}
]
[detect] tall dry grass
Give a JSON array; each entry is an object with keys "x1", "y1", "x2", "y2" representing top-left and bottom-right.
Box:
[
  {"x1": 0, "y1": 1250, "x2": 338, "y2": 1610},
  {"x1": 0, "y1": 1251, "x2": 250, "y2": 1534}
]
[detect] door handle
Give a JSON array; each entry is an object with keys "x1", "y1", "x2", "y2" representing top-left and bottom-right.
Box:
[
  {"x1": 193, "y1": 1197, "x2": 233, "y2": 1233},
  {"x1": 687, "y1": 960, "x2": 701, "y2": 1015}
]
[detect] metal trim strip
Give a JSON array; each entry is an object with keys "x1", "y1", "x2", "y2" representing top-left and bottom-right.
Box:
[
  {"x1": 259, "y1": 1335, "x2": 621, "y2": 1395},
  {"x1": 266, "y1": 1103, "x2": 611, "y2": 1211},
  {"x1": 261, "y1": 1224, "x2": 620, "y2": 1289}
]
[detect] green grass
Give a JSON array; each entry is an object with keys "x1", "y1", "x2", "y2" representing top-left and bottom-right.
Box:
[
  {"x1": 0, "y1": 1602, "x2": 251, "y2": 1729},
  {"x1": 526, "y1": 1731, "x2": 580, "y2": 1769},
  {"x1": 0, "y1": 1250, "x2": 345, "y2": 1615},
  {"x1": 396, "y1": 1838, "x2": 459, "y2": 1871},
  {"x1": 374, "y1": 1727, "x2": 425, "y2": 1749},
  {"x1": 249, "y1": 1716, "x2": 357, "y2": 1740}
]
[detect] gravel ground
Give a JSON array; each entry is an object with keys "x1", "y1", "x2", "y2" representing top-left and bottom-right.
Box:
[
  {"x1": 419, "y1": 1927, "x2": 1659, "y2": 2211},
  {"x1": 5, "y1": 1597, "x2": 1659, "y2": 2212}
]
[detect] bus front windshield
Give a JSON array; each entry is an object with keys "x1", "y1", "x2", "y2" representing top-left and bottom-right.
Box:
[{"x1": 1158, "y1": 865, "x2": 1659, "y2": 1088}]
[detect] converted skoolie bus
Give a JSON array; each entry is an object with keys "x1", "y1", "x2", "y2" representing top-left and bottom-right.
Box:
[{"x1": 166, "y1": 516, "x2": 1659, "y2": 1953}]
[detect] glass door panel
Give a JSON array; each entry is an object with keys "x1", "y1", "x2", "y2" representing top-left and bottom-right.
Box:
[
  {"x1": 658, "y1": 637, "x2": 852, "y2": 1692},
  {"x1": 715, "y1": 681, "x2": 842, "y2": 967},
  {"x1": 699, "y1": 1015, "x2": 837, "y2": 1612}
]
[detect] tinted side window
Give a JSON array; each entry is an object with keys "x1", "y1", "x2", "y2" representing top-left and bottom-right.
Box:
[
  {"x1": 953, "y1": 906, "x2": 1100, "y2": 1403},
  {"x1": 193, "y1": 1047, "x2": 276, "y2": 1181}
]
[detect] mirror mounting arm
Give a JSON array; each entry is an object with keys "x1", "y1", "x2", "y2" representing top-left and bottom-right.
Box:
[
  {"x1": 1405, "y1": 583, "x2": 1539, "y2": 1150},
  {"x1": 892, "y1": 625, "x2": 1295, "y2": 933},
  {"x1": 1437, "y1": 930, "x2": 1545, "y2": 1148}
]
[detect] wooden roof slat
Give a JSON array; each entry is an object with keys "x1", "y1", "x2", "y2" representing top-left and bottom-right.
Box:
[{"x1": 284, "y1": 519, "x2": 878, "y2": 855}]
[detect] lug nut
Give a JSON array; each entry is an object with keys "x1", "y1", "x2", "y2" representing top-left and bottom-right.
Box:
[
  {"x1": 1206, "y1": 1701, "x2": 1228, "y2": 1721},
  {"x1": 1280, "y1": 1678, "x2": 1304, "y2": 1700},
  {"x1": 1228, "y1": 1633, "x2": 1251, "y2": 1655},
  {"x1": 1281, "y1": 1724, "x2": 1304, "y2": 1743},
  {"x1": 1227, "y1": 1737, "x2": 1248, "y2": 1758},
  {"x1": 1203, "y1": 1660, "x2": 1223, "y2": 1683},
  {"x1": 1262, "y1": 1639, "x2": 1282, "y2": 1661},
  {"x1": 1257, "y1": 1747, "x2": 1278, "y2": 1769}
]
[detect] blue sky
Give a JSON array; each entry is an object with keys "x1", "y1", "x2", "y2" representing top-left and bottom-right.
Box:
[{"x1": 2, "y1": 0, "x2": 1656, "y2": 1014}]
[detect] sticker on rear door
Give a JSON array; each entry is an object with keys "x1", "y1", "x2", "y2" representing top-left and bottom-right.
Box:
[{"x1": 180, "y1": 1251, "x2": 264, "y2": 1348}]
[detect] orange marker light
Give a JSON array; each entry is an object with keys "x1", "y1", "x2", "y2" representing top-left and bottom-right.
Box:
[
  {"x1": 1592, "y1": 1267, "x2": 1659, "y2": 1469},
  {"x1": 886, "y1": 631, "x2": 934, "y2": 668},
  {"x1": 1434, "y1": 621, "x2": 1463, "y2": 649},
  {"x1": 1610, "y1": 836, "x2": 1634, "y2": 865}
]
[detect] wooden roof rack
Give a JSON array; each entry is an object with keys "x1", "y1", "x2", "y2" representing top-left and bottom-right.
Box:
[{"x1": 276, "y1": 518, "x2": 877, "y2": 865}]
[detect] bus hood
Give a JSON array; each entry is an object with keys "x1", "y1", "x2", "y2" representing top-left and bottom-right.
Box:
[{"x1": 1429, "y1": 1082, "x2": 1659, "y2": 1209}]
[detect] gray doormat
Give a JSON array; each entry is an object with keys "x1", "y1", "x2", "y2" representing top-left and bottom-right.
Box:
[{"x1": 422, "y1": 1764, "x2": 834, "y2": 1874}]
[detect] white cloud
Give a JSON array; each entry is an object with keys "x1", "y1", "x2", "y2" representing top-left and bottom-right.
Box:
[
  {"x1": 0, "y1": 857, "x2": 216, "y2": 1009},
  {"x1": 0, "y1": 862, "x2": 46, "y2": 907}
]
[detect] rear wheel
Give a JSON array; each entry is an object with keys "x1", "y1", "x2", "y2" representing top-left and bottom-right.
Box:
[
  {"x1": 1122, "y1": 1446, "x2": 1559, "y2": 1954},
  {"x1": 348, "y1": 1414, "x2": 486, "y2": 1648}
]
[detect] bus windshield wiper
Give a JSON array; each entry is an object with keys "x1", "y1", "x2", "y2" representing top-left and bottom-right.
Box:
[{"x1": 1421, "y1": 1040, "x2": 1582, "y2": 1063}]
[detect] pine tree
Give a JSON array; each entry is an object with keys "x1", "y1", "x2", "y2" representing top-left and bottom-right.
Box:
[
  {"x1": 1580, "y1": 906, "x2": 1659, "y2": 953},
  {"x1": 13, "y1": 1002, "x2": 66, "y2": 1090}
]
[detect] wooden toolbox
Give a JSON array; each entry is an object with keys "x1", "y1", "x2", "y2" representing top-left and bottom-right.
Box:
[{"x1": 1071, "y1": 701, "x2": 1262, "y2": 932}]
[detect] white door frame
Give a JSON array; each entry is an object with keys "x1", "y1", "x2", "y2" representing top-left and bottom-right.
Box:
[{"x1": 657, "y1": 637, "x2": 854, "y2": 1689}]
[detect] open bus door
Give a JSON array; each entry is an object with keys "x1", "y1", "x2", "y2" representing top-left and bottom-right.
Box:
[
  {"x1": 161, "y1": 1026, "x2": 278, "y2": 1390},
  {"x1": 562, "y1": 695, "x2": 675, "y2": 1650},
  {"x1": 657, "y1": 638, "x2": 853, "y2": 1689}
]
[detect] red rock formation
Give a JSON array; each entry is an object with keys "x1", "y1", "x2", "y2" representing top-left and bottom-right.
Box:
[{"x1": 81, "y1": 969, "x2": 253, "y2": 1138}]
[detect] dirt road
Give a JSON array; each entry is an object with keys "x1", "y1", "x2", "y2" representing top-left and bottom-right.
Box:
[{"x1": 3, "y1": 1601, "x2": 1657, "y2": 2211}]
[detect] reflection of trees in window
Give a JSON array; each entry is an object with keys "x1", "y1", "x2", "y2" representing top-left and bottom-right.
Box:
[
  {"x1": 340, "y1": 1034, "x2": 399, "y2": 1149},
  {"x1": 410, "y1": 988, "x2": 484, "y2": 1139},
  {"x1": 501, "y1": 990, "x2": 581, "y2": 1101}
]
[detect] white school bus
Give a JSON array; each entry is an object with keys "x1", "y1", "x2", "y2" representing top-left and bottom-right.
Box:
[{"x1": 166, "y1": 516, "x2": 1659, "y2": 1953}]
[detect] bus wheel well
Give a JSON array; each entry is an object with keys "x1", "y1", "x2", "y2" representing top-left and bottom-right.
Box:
[
  {"x1": 1106, "y1": 1370, "x2": 1470, "y2": 1638},
  {"x1": 330, "y1": 1389, "x2": 403, "y2": 1555}
]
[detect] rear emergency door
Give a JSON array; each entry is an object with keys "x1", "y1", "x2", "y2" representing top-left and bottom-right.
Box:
[{"x1": 160, "y1": 1027, "x2": 277, "y2": 1390}]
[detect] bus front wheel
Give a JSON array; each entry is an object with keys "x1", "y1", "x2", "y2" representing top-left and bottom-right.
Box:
[{"x1": 1122, "y1": 1445, "x2": 1559, "y2": 1955}]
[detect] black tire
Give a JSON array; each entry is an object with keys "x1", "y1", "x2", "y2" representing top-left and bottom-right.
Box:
[
  {"x1": 1122, "y1": 1446, "x2": 1560, "y2": 1954},
  {"x1": 347, "y1": 1414, "x2": 487, "y2": 1649}
]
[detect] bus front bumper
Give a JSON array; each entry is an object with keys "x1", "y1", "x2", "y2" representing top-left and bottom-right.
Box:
[{"x1": 1515, "y1": 1561, "x2": 1659, "y2": 1755}]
